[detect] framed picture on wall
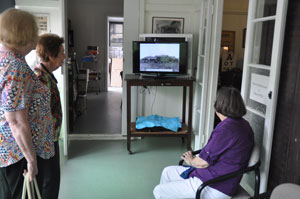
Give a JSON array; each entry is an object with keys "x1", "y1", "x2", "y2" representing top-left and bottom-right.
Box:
[
  {"x1": 152, "y1": 17, "x2": 184, "y2": 34},
  {"x1": 34, "y1": 13, "x2": 50, "y2": 35},
  {"x1": 221, "y1": 31, "x2": 235, "y2": 53}
]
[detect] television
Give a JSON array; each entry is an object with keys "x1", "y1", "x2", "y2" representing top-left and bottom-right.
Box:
[{"x1": 132, "y1": 41, "x2": 188, "y2": 76}]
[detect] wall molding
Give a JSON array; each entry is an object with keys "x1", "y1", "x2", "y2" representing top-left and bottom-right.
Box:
[
  {"x1": 224, "y1": 10, "x2": 248, "y2": 15},
  {"x1": 145, "y1": 4, "x2": 200, "y2": 12},
  {"x1": 15, "y1": 0, "x2": 60, "y2": 8},
  {"x1": 68, "y1": 134, "x2": 127, "y2": 140}
]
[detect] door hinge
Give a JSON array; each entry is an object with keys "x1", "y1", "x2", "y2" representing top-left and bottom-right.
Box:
[{"x1": 268, "y1": 91, "x2": 272, "y2": 99}]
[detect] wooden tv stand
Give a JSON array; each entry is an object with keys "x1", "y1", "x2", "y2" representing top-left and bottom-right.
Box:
[{"x1": 125, "y1": 74, "x2": 194, "y2": 154}]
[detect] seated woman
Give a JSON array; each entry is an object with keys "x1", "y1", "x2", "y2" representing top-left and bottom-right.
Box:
[{"x1": 153, "y1": 87, "x2": 254, "y2": 199}]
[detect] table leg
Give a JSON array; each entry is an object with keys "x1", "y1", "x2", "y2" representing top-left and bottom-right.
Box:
[
  {"x1": 187, "y1": 134, "x2": 191, "y2": 151},
  {"x1": 127, "y1": 139, "x2": 132, "y2": 154},
  {"x1": 126, "y1": 81, "x2": 133, "y2": 154},
  {"x1": 187, "y1": 83, "x2": 193, "y2": 151}
]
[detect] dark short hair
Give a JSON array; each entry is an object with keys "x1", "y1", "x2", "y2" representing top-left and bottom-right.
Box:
[
  {"x1": 36, "y1": 33, "x2": 64, "y2": 62},
  {"x1": 214, "y1": 87, "x2": 246, "y2": 118}
]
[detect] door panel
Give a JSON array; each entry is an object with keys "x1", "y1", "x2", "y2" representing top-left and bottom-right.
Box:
[
  {"x1": 255, "y1": 0, "x2": 277, "y2": 18},
  {"x1": 251, "y1": 21, "x2": 275, "y2": 66},
  {"x1": 241, "y1": 0, "x2": 288, "y2": 193},
  {"x1": 193, "y1": 0, "x2": 213, "y2": 149}
]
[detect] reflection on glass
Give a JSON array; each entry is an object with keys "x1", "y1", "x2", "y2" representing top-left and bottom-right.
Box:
[
  {"x1": 255, "y1": 0, "x2": 277, "y2": 18},
  {"x1": 244, "y1": 111, "x2": 264, "y2": 147},
  {"x1": 245, "y1": 67, "x2": 270, "y2": 114},
  {"x1": 196, "y1": 84, "x2": 203, "y2": 106},
  {"x1": 251, "y1": 20, "x2": 275, "y2": 66},
  {"x1": 110, "y1": 22, "x2": 123, "y2": 46},
  {"x1": 193, "y1": 84, "x2": 202, "y2": 134},
  {"x1": 201, "y1": 30, "x2": 206, "y2": 55},
  {"x1": 197, "y1": 56, "x2": 205, "y2": 82},
  {"x1": 203, "y1": 1, "x2": 208, "y2": 27},
  {"x1": 193, "y1": 110, "x2": 200, "y2": 133},
  {"x1": 242, "y1": 111, "x2": 265, "y2": 192}
]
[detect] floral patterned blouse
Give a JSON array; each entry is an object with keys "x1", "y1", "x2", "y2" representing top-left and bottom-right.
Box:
[
  {"x1": 0, "y1": 46, "x2": 54, "y2": 167},
  {"x1": 34, "y1": 63, "x2": 62, "y2": 142}
]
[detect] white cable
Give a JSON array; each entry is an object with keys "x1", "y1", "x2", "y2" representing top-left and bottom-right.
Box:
[{"x1": 151, "y1": 86, "x2": 157, "y2": 115}]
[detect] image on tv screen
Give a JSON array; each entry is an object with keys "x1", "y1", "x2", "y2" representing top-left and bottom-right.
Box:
[{"x1": 140, "y1": 43, "x2": 180, "y2": 72}]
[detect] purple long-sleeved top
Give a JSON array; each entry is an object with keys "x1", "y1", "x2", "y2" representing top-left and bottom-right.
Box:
[{"x1": 189, "y1": 117, "x2": 254, "y2": 196}]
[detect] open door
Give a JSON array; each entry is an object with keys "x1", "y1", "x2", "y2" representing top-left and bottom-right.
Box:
[
  {"x1": 241, "y1": 0, "x2": 288, "y2": 192},
  {"x1": 193, "y1": 0, "x2": 214, "y2": 149}
]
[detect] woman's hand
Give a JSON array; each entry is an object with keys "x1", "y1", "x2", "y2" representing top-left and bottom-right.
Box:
[
  {"x1": 24, "y1": 160, "x2": 38, "y2": 181},
  {"x1": 181, "y1": 151, "x2": 210, "y2": 168},
  {"x1": 181, "y1": 151, "x2": 194, "y2": 165}
]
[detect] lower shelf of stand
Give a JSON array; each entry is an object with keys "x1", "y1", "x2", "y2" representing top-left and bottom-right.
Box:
[{"x1": 130, "y1": 122, "x2": 188, "y2": 136}]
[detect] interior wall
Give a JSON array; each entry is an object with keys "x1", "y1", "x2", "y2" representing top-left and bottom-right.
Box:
[
  {"x1": 122, "y1": 0, "x2": 141, "y2": 134},
  {"x1": 268, "y1": 0, "x2": 300, "y2": 190},
  {"x1": 67, "y1": 0, "x2": 123, "y2": 91},
  {"x1": 16, "y1": 0, "x2": 63, "y2": 83},
  {"x1": 136, "y1": 0, "x2": 200, "y2": 119},
  {"x1": 0, "y1": 0, "x2": 15, "y2": 12},
  {"x1": 15, "y1": 0, "x2": 64, "y2": 109},
  {"x1": 15, "y1": 0, "x2": 66, "y2": 138}
]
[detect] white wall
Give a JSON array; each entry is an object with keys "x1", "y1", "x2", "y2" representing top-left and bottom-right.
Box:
[
  {"x1": 67, "y1": 0, "x2": 123, "y2": 91},
  {"x1": 15, "y1": 0, "x2": 67, "y2": 141},
  {"x1": 16, "y1": 0, "x2": 64, "y2": 85},
  {"x1": 16, "y1": 0, "x2": 63, "y2": 35},
  {"x1": 122, "y1": 0, "x2": 141, "y2": 134},
  {"x1": 123, "y1": 0, "x2": 200, "y2": 131}
]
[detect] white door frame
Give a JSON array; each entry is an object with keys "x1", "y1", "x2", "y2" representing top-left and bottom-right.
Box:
[
  {"x1": 62, "y1": 0, "x2": 69, "y2": 156},
  {"x1": 193, "y1": 0, "x2": 223, "y2": 150},
  {"x1": 194, "y1": 0, "x2": 224, "y2": 149},
  {"x1": 241, "y1": 0, "x2": 288, "y2": 192}
]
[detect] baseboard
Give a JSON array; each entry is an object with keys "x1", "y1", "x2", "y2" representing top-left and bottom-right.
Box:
[{"x1": 68, "y1": 134, "x2": 126, "y2": 140}]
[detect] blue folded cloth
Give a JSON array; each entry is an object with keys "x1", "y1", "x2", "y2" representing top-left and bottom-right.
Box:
[
  {"x1": 180, "y1": 166, "x2": 196, "y2": 179},
  {"x1": 136, "y1": 114, "x2": 182, "y2": 132}
]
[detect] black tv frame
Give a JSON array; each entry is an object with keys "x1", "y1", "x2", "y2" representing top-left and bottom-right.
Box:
[{"x1": 132, "y1": 40, "x2": 188, "y2": 77}]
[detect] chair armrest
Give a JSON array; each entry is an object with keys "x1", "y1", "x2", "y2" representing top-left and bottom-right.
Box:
[
  {"x1": 196, "y1": 161, "x2": 261, "y2": 199},
  {"x1": 178, "y1": 149, "x2": 202, "y2": 165},
  {"x1": 192, "y1": 149, "x2": 202, "y2": 155}
]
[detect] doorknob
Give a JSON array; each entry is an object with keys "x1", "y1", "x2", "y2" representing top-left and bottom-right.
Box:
[{"x1": 268, "y1": 91, "x2": 272, "y2": 99}]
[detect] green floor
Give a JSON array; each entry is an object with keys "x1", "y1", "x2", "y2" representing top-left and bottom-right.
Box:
[{"x1": 59, "y1": 137, "x2": 188, "y2": 199}]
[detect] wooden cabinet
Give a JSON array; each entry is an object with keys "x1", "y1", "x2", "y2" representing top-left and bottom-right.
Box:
[{"x1": 125, "y1": 74, "x2": 194, "y2": 154}]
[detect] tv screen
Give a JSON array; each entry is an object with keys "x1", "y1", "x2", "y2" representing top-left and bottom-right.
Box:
[{"x1": 133, "y1": 41, "x2": 188, "y2": 75}]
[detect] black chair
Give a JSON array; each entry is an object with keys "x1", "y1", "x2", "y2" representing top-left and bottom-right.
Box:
[{"x1": 179, "y1": 144, "x2": 261, "y2": 199}]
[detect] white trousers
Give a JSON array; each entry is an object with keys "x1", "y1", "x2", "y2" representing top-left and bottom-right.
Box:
[{"x1": 153, "y1": 166, "x2": 231, "y2": 199}]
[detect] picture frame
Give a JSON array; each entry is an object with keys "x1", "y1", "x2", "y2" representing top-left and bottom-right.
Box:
[
  {"x1": 221, "y1": 30, "x2": 235, "y2": 53},
  {"x1": 34, "y1": 13, "x2": 50, "y2": 35},
  {"x1": 152, "y1": 17, "x2": 184, "y2": 34}
]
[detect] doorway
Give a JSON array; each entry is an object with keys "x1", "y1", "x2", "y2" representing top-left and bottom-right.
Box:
[
  {"x1": 107, "y1": 17, "x2": 124, "y2": 90},
  {"x1": 67, "y1": 17, "x2": 124, "y2": 139},
  {"x1": 203, "y1": 0, "x2": 288, "y2": 194},
  {"x1": 214, "y1": 0, "x2": 249, "y2": 127}
]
